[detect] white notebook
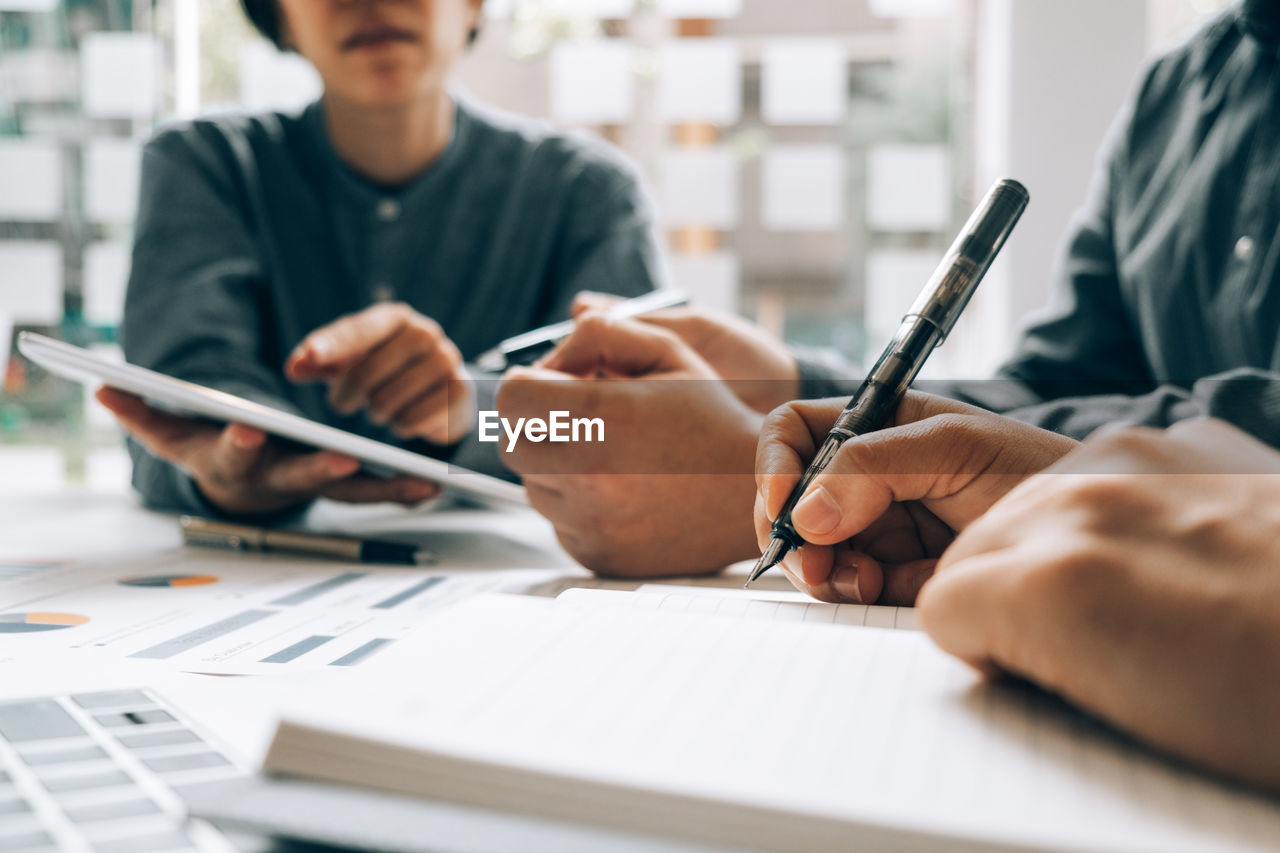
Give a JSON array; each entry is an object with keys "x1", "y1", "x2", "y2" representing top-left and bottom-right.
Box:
[
  {"x1": 558, "y1": 584, "x2": 920, "y2": 630},
  {"x1": 264, "y1": 594, "x2": 1280, "y2": 853}
]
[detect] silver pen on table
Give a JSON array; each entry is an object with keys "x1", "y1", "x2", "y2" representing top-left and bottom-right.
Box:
[
  {"x1": 747, "y1": 178, "x2": 1031, "y2": 587},
  {"x1": 179, "y1": 516, "x2": 437, "y2": 566}
]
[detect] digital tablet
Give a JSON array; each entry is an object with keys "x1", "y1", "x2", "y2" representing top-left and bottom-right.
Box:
[{"x1": 17, "y1": 332, "x2": 528, "y2": 508}]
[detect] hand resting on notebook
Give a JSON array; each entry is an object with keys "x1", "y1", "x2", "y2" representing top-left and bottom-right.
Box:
[
  {"x1": 97, "y1": 387, "x2": 440, "y2": 516},
  {"x1": 920, "y1": 417, "x2": 1280, "y2": 791},
  {"x1": 754, "y1": 392, "x2": 1078, "y2": 605}
]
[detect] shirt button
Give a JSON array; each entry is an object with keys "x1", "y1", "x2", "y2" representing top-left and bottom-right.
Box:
[
  {"x1": 372, "y1": 282, "x2": 395, "y2": 302},
  {"x1": 1235, "y1": 235, "x2": 1254, "y2": 261},
  {"x1": 377, "y1": 199, "x2": 400, "y2": 222}
]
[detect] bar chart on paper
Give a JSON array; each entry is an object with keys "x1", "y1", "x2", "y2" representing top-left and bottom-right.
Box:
[
  {"x1": 0, "y1": 611, "x2": 90, "y2": 633},
  {"x1": 119, "y1": 574, "x2": 220, "y2": 588},
  {"x1": 0, "y1": 550, "x2": 564, "y2": 674}
]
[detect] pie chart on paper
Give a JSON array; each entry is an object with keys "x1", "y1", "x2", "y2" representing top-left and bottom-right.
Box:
[
  {"x1": 119, "y1": 575, "x2": 219, "y2": 588},
  {"x1": 0, "y1": 613, "x2": 90, "y2": 633}
]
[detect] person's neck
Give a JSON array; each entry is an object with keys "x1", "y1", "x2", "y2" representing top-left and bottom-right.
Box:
[{"x1": 323, "y1": 90, "x2": 455, "y2": 188}]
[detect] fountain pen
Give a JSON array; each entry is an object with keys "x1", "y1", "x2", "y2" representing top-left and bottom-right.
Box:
[{"x1": 747, "y1": 178, "x2": 1030, "y2": 587}]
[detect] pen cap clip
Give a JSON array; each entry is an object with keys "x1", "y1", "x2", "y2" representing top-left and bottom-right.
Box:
[{"x1": 908, "y1": 178, "x2": 1029, "y2": 339}]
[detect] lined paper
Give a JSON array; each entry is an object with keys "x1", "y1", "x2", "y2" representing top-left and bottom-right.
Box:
[
  {"x1": 558, "y1": 585, "x2": 920, "y2": 630},
  {"x1": 272, "y1": 595, "x2": 1280, "y2": 853}
]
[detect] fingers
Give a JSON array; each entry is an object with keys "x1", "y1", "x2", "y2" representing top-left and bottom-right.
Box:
[
  {"x1": 320, "y1": 475, "x2": 440, "y2": 505},
  {"x1": 371, "y1": 353, "x2": 450, "y2": 422},
  {"x1": 206, "y1": 423, "x2": 270, "y2": 482},
  {"x1": 96, "y1": 388, "x2": 276, "y2": 484},
  {"x1": 540, "y1": 313, "x2": 699, "y2": 378},
  {"x1": 785, "y1": 421, "x2": 971, "y2": 547},
  {"x1": 793, "y1": 549, "x2": 938, "y2": 607},
  {"x1": 387, "y1": 378, "x2": 474, "y2": 444},
  {"x1": 286, "y1": 302, "x2": 419, "y2": 381},
  {"x1": 95, "y1": 387, "x2": 226, "y2": 462},
  {"x1": 286, "y1": 306, "x2": 469, "y2": 442},
  {"x1": 754, "y1": 400, "x2": 830, "y2": 519},
  {"x1": 328, "y1": 325, "x2": 462, "y2": 417},
  {"x1": 327, "y1": 332, "x2": 431, "y2": 415},
  {"x1": 915, "y1": 551, "x2": 1012, "y2": 677},
  {"x1": 496, "y1": 367, "x2": 607, "y2": 474},
  {"x1": 571, "y1": 291, "x2": 622, "y2": 317},
  {"x1": 256, "y1": 451, "x2": 361, "y2": 496}
]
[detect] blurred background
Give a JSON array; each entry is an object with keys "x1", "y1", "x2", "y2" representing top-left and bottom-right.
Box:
[{"x1": 0, "y1": 0, "x2": 1233, "y2": 494}]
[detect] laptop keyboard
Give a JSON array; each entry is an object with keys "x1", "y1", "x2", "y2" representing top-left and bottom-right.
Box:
[{"x1": 0, "y1": 689, "x2": 245, "y2": 852}]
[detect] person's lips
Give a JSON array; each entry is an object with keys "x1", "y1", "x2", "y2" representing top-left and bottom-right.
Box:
[{"x1": 341, "y1": 24, "x2": 418, "y2": 51}]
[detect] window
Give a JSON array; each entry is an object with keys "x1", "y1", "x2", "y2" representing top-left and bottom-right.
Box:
[{"x1": 0, "y1": 0, "x2": 1234, "y2": 490}]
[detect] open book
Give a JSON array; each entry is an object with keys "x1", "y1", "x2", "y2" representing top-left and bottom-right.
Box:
[{"x1": 263, "y1": 594, "x2": 1280, "y2": 853}]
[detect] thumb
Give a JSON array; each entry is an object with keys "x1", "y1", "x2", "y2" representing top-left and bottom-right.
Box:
[
  {"x1": 571, "y1": 291, "x2": 622, "y2": 317},
  {"x1": 210, "y1": 423, "x2": 270, "y2": 481},
  {"x1": 540, "y1": 313, "x2": 697, "y2": 378}
]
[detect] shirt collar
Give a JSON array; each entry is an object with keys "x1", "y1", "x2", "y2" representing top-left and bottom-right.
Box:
[{"x1": 303, "y1": 96, "x2": 470, "y2": 212}]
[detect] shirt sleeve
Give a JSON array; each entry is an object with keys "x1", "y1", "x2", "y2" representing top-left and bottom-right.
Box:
[
  {"x1": 545, "y1": 155, "x2": 664, "y2": 321},
  {"x1": 122, "y1": 128, "x2": 300, "y2": 515},
  {"x1": 792, "y1": 89, "x2": 1148, "y2": 414},
  {"x1": 931, "y1": 67, "x2": 1173, "y2": 436},
  {"x1": 958, "y1": 370, "x2": 1280, "y2": 444},
  {"x1": 933, "y1": 59, "x2": 1280, "y2": 445}
]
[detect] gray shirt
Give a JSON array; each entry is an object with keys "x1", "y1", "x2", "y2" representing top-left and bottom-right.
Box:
[
  {"x1": 123, "y1": 97, "x2": 660, "y2": 513},
  {"x1": 801, "y1": 2, "x2": 1280, "y2": 447}
]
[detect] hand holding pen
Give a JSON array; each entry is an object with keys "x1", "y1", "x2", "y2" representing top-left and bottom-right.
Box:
[
  {"x1": 753, "y1": 390, "x2": 1079, "y2": 604},
  {"x1": 748, "y1": 179, "x2": 1031, "y2": 590}
]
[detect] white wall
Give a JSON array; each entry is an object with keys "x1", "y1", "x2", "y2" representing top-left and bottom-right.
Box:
[{"x1": 947, "y1": 0, "x2": 1148, "y2": 378}]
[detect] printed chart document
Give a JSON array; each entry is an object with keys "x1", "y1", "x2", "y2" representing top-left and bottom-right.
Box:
[
  {"x1": 265, "y1": 594, "x2": 1280, "y2": 853},
  {"x1": 0, "y1": 551, "x2": 563, "y2": 674}
]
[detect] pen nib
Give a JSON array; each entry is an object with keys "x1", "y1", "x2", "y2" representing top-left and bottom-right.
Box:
[{"x1": 744, "y1": 538, "x2": 788, "y2": 588}]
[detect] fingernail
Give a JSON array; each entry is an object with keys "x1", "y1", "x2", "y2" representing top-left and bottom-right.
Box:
[
  {"x1": 791, "y1": 486, "x2": 841, "y2": 536},
  {"x1": 831, "y1": 565, "x2": 862, "y2": 603},
  {"x1": 309, "y1": 335, "x2": 333, "y2": 360},
  {"x1": 403, "y1": 482, "x2": 438, "y2": 502},
  {"x1": 229, "y1": 427, "x2": 261, "y2": 449},
  {"x1": 330, "y1": 457, "x2": 358, "y2": 477}
]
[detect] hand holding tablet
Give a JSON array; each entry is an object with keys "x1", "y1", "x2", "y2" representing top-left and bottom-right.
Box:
[
  {"x1": 18, "y1": 333, "x2": 528, "y2": 513},
  {"x1": 96, "y1": 387, "x2": 442, "y2": 515}
]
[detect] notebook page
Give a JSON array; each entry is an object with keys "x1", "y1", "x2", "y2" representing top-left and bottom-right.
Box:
[
  {"x1": 270, "y1": 595, "x2": 1280, "y2": 853},
  {"x1": 557, "y1": 585, "x2": 920, "y2": 630}
]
